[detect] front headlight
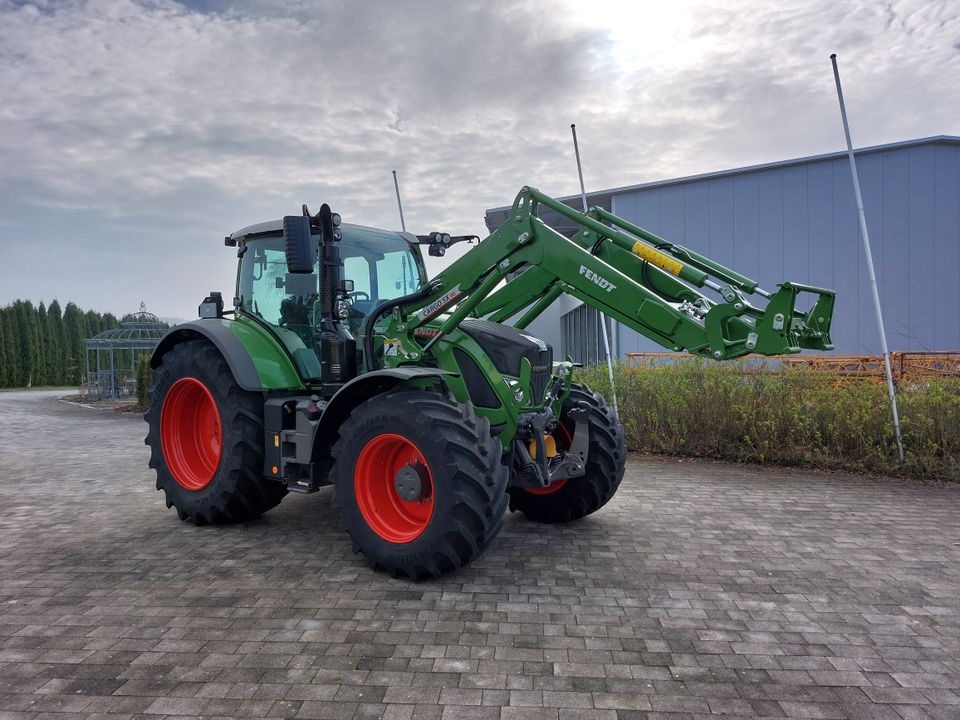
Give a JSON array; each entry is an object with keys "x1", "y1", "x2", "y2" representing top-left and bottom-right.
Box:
[{"x1": 504, "y1": 378, "x2": 525, "y2": 403}]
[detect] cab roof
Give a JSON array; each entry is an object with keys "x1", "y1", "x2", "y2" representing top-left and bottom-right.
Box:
[{"x1": 229, "y1": 219, "x2": 419, "y2": 246}]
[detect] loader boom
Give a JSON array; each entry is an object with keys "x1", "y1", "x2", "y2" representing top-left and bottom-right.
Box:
[{"x1": 375, "y1": 186, "x2": 835, "y2": 369}]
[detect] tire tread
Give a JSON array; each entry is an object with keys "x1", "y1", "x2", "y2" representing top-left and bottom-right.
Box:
[
  {"x1": 144, "y1": 340, "x2": 286, "y2": 525},
  {"x1": 330, "y1": 390, "x2": 509, "y2": 581}
]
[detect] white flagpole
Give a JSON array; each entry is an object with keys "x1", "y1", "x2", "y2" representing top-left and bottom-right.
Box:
[
  {"x1": 830, "y1": 54, "x2": 904, "y2": 462},
  {"x1": 571, "y1": 123, "x2": 618, "y2": 415}
]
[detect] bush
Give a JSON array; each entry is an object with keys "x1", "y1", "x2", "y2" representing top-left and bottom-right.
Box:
[
  {"x1": 576, "y1": 360, "x2": 960, "y2": 480},
  {"x1": 135, "y1": 353, "x2": 152, "y2": 409}
]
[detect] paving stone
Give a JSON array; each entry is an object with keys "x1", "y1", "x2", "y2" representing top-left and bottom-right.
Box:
[
  {"x1": 500, "y1": 708, "x2": 559, "y2": 720},
  {"x1": 439, "y1": 705, "x2": 498, "y2": 720},
  {"x1": 0, "y1": 390, "x2": 958, "y2": 720}
]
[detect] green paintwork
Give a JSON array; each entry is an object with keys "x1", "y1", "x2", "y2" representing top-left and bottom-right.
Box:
[
  {"x1": 384, "y1": 186, "x2": 835, "y2": 364},
  {"x1": 591, "y1": 207, "x2": 759, "y2": 293},
  {"x1": 371, "y1": 185, "x2": 835, "y2": 448},
  {"x1": 209, "y1": 184, "x2": 835, "y2": 452},
  {"x1": 223, "y1": 315, "x2": 306, "y2": 390}
]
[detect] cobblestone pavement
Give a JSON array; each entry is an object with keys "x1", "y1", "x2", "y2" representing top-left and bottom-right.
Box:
[{"x1": 1, "y1": 390, "x2": 958, "y2": 720}]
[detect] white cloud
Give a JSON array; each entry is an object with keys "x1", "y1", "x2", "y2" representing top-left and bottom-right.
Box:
[{"x1": 0, "y1": 0, "x2": 957, "y2": 318}]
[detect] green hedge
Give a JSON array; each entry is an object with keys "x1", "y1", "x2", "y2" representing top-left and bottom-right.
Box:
[
  {"x1": 135, "y1": 353, "x2": 152, "y2": 409},
  {"x1": 575, "y1": 360, "x2": 960, "y2": 480}
]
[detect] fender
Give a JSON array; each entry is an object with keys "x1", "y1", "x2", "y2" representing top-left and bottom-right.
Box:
[
  {"x1": 151, "y1": 317, "x2": 305, "y2": 392},
  {"x1": 313, "y1": 367, "x2": 454, "y2": 458}
]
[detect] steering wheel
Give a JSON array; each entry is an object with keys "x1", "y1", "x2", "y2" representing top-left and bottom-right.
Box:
[{"x1": 349, "y1": 290, "x2": 371, "y2": 302}]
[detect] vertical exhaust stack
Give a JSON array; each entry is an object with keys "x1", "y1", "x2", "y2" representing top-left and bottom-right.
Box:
[{"x1": 315, "y1": 203, "x2": 357, "y2": 386}]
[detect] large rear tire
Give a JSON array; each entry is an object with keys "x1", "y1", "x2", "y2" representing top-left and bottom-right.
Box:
[
  {"x1": 145, "y1": 340, "x2": 287, "y2": 525},
  {"x1": 508, "y1": 383, "x2": 625, "y2": 523},
  {"x1": 330, "y1": 390, "x2": 509, "y2": 580}
]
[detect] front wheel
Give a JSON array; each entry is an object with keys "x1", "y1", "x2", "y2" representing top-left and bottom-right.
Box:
[
  {"x1": 330, "y1": 390, "x2": 509, "y2": 580},
  {"x1": 509, "y1": 383, "x2": 626, "y2": 523}
]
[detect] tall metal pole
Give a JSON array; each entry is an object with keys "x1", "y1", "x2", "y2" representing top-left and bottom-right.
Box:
[
  {"x1": 830, "y1": 54, "x2": 904, "y2": 462},
  {"x1": 392, "y1": 170, "x2": 407, "y2": 233},
  {"x1": 571, "y1": 123, "x2": 618, "y2": 415}
]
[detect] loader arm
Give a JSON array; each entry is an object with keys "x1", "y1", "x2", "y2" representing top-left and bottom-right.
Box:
[{"x1": 373, "y1": 186, "x2": 835, "y2": 369}]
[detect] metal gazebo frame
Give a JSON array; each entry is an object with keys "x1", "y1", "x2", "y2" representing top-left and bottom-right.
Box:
[{"x1": 85, "y1": 304, "x2": 167, "y2": 399}]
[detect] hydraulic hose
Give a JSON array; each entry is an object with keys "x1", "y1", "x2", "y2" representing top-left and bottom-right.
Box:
[{"x1": 362, "y1": 283, "x2": 438, "y2": 371}]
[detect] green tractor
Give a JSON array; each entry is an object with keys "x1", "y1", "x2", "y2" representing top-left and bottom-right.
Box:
[{"x1": 146, "y1": 188, "x2": 835, "y2": 579}]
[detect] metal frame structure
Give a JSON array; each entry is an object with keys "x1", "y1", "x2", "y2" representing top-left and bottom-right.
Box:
[{"x1": 85, "y1": 305, "x2": 166, "y2": 399}]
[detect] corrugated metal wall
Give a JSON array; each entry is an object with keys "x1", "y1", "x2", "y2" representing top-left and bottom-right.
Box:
[
  {"x1": 560, "y1": 305, "x2": 612, "y2": 365},
  {"x1": 605, "y1": 140, "x2": 960, "y2": 356}
]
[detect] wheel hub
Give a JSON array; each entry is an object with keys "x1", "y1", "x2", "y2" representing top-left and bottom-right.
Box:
[{"x1": 394, "y1": 463, "x2": 428, "y2": 502}]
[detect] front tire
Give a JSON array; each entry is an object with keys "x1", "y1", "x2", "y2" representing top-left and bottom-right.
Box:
[
  {"x1": 330, "y1": 390, "x2": 509, "y2": 580},
  {"x1": 509, "y1": 383, "x2": 626, "y2": 523},
  {"x1": 145, "y1": 340, "x2": 286, "y2": 525}
]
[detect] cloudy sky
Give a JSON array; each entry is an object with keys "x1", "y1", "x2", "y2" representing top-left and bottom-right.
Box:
[{"x1": 1, "y1": 0, "x2": 958, "y2": 320}]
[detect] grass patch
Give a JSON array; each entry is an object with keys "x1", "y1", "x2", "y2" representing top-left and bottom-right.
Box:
[{"x1": 576, "y1": 359, "x2": 960, "y2": 481}]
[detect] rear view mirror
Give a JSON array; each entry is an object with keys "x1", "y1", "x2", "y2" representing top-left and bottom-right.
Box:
[{"x1": 282, "y1": 215, "x2": 313, "y2": 273}]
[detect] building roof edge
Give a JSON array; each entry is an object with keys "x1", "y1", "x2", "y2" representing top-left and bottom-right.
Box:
[{"x1": 485, "y1": 135, "x2": 960, "y2": 213}]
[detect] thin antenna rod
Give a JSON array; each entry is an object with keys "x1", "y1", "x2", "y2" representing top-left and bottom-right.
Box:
[
  {"x1": 572, "y1": 124, "x2": 589, "y2": 214},
  {"x1": 830, "y1": 54, "x2": 904, "y2": 462},
  {"x1": 392, "y1": 170, "x2": 407, "y2": 233},
  {"x1": 571, "y1": 123, "x2": 618, "y2": 415}
]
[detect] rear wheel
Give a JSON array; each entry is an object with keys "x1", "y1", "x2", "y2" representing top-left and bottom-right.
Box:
[
  {"x1": 509, "y1": 384, "x2": 626, "y2": 523},
  {"x1": 330, "y1": 390, "x2": 509, "y2": 580},
  {"x1": 145, "y1": 340, "x2": 287, "y2": 524}
]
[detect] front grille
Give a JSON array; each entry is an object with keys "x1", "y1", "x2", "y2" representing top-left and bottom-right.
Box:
[{"x1": 530, "y1": 360, "x2": 551, "y2": 404}]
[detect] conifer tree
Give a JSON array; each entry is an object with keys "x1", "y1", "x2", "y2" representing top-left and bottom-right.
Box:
[
  {"x1": 13, "y1": 301, "x2": 41, "y2": 386},
  {"x1": 1, "y1": 310, "x2": 15, "y2": 388},
  {"x1": 0, "y1": 308, "x2": 7, "y2": 387},
  {"x1": 63, "y1": 302, "x2": 85, "y2": 385},
  {"x1": 0, "y1": 300, "x2": 132, "y2": 387},
  {"x1": 37, "y1": 302, "x2": 50, "y2": 386},
  {"x1": 47, "y1": 299, "x2": 66, "y2": 385}
]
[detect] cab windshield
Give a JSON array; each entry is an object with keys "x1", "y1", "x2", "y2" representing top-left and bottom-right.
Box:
[{"x1": 237, "y1": 224, "x2": 425, "y2": 341}]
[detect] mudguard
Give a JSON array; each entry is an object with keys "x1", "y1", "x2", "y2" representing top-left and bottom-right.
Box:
[
  {"x1": 313, "y1": 367, "x2": 454, "y2": 456},
  {"x1": 151, "y1": 317, "x2": 305, "y2": 391}
]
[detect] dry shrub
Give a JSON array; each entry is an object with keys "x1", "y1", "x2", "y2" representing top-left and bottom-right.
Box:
[{"x1": 576, "y1": 360, "x2": 960, "y2": 480}]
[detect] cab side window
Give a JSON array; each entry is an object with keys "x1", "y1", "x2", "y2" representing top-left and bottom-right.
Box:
[
  {"x1": 376, "y1": 250, "x2": 419, "y2": 300},
  {"x1": 240, "y1": 245, "x2": 289, "y2": 325},
  {"x1": 343, "y1": 256, "x2": 371, "y2": 297}
]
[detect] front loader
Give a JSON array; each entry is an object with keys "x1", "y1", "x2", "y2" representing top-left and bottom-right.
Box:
[{"x1": 146, "y1": 186, "x2": 835, "y2": 579}]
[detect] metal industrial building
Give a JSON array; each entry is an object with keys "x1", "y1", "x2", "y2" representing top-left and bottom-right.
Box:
[{"x1": 485, "y1": 135, "x2": 960, "y2": 361}]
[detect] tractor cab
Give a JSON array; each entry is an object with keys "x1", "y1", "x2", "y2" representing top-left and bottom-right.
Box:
[{"x1": 228, "y1": 220, "x2": 428, "y2": 381}]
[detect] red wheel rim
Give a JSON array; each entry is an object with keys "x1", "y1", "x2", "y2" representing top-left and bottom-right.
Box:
[
  {"x1": 525, "y1": 422, "x2": 573, "y2": 495},
  {"x1": 354, "y1": 434, "x2": 434, "y2": 543},
  {"x1": 160, "y1": 377, "x2": 222, "y2": 491}
]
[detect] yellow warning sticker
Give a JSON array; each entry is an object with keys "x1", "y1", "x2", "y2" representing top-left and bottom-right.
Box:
[{"x1": 632, "y1": 241, "x2": 683, "y2": 276}]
